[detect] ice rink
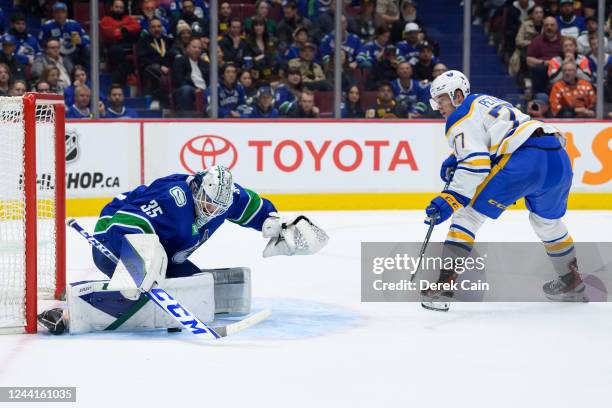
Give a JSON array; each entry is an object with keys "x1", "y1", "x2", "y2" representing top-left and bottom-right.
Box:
[{"x1": 1, "y1": 210, "x2": 611, "y2": 408}]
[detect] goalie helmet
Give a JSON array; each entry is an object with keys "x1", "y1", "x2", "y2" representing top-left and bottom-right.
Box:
[
  {"x1": 189, "y1": 165, "x2": 234, "y2": 224},
  {"x1": 429, "y1": 70, "x2": 470, "y2": 110}
]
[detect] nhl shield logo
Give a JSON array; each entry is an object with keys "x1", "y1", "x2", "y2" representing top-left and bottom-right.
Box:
[{"x1": 66, "y1": 128, "x2": 79, "y2": 164}]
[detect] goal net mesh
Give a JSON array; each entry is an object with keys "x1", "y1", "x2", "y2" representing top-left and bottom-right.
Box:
[{"x1": 0, "y1": 97, "x2": 57, "y2": 329}]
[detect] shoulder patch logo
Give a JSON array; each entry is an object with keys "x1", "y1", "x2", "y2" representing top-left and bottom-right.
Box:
[{"x1": 170, "y1": 186, "x2": 187, "y2": 207}]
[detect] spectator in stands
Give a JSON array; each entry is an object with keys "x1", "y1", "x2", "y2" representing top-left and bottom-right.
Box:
[
  {"x1": 355, "y1": 0, "x2": 376, "y2": 42},
  {"x1": 171, "y1": 21, "x2": 193, "y2": 57},
  {"x1": 432, "y1": 62, "x2": 448, "y2": 79},
  {"x1": 39, "y1": 2, "x2": 90, "y2": 67},
  {"x1": 137, "y1": 17, "x2": 174, "y2": 106},
  {"x1": 238, "y1": 86, "x2": 279, "y2": 118},
  {"x1": 139, "y1": 0, "x2": 170, "y2": 33},
  {"x1": 277, "y1": 1, "x2": 312, "y2": 52},
  {"x1": 245, "y1": 17, "x2": 279, "y2": 84},
  {"x1": 367, "y1": 45, "x2": 399, "y2": 90},
  {"x1": 314, "y1": 1, "x2": 357, "y2": 44},
  {"x1": 392, "y1": 0, "x2": 426, "y2": 43},
  {"x1": 526, "y1": 92, "x2": 552, "y2": 118},
  {"x1": 586, "y1": 35, "x2": 612, "y2": 81},
  {"x1": 239, "y1": 70, "x2": 258, "y2": 105},
  {"x1": 557, "y1": 0, "x2": 585, "y2": 38},
  {"x1": 32, "y1": 38, "x2": 72, "y2": 86},
  {"x1": 324, "y1": 50, "x2": 354, "y2": 91},
  {"x1": 219, "y1": 18, "x2": 249, "y2": 68},
  {"x1": 172, "y1": 37, "x2": 209, "y2": 113},
  {"x1": 34, "y1": 80, "x2": 51, "y2": 93},
  {"x1": 289, "y1": 42, "x2": 328, "y2": 90},
  {"x1": 9, "y1": 12, "x2": 41, "y2": 67},
  {"x1": 527, "y1": 16, "x2": 562, "y2": 93},
  {"x1": 412, "y1": 41, "x2": 437, "y2": 81},
  {"x1": 504, "y1": 0, "x2": 535, "y2": 61},
  {"x1": 391, "y1": 61, "x2": 428, "y2": 117},
  {"x1": 286, "y1": 89, "x2": 319, "y2": 117},
  {"x1": 358, "y1": 26, "x2": 392, "y2": 69},
  {"x1": 0, "y1": 64, "x2": 11, "y2": 96},
  {"x1": 341, "y1": 84, "x2": 365, "y2": 118},
  {"x1": 171, "y1": 0, "x2": 208, "y2": 38},
  {"x1": 366, "y1": 80, "x2": 407, "y2": 118},
  {"x1": 104, "y1": 84, "x2": 138, "y2": 118},
  {"x1": 275, "y1": 67, "x2": 302, "y2": 113},
  {"x1": 319, "y1": 15, "x2": 362, "y2": 70},
  {"x1": 548, "y1": 36, "x2": 592, "y2": 84},
  {"x1": 510, "y1": 5, "x2": 544, "y2": 77},
  {"x1": 40, "y1": 66, "x2": 65, "y2": 95},
  {"x1": 397, "y1": 23, "x2": 421, "y2": 64},
  {"x1": 375, "y1": 0, "x2": 400, "y2": 27},
  {"x1": 549, "y1": 61, "x2": 596, "y2": 117},
  {"x1": 218, "y1": 2, "x2": 233, "y2": 35},
  {"x1": 101, "y1": 0, "x2": 142, "y2": 86},
  {"x1": 10, "y1": 79, "x2": 26, "y2": 96},
  {"x1": 543, "y1": 0, "x2": 560, "y2": 17},
  {"x1": 0, "y1": 34, "x2": 25, "y2": 80},
  {"x1": 245, "y1": 0, "x2": 276, "y2": 38},
  {"x1": 577, "y1": 16, "x2": 605, "y2": 54},
  {"x1": 66, "y1": 85, "x2": 105, "y2": 118},
  {"x1": 64, "y1": 65, "x2": 89, "y2": 106},
  {"x1": 284, "y1": 26, "x2": 310, "y2": 61},
  {"x1": 206, "y1": 63, "x2": 245, "y2": 117}
]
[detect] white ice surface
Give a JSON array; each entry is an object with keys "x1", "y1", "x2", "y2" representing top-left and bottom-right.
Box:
[{"x1": 1, "y1": 210, "x2": 611, "y2": 408}]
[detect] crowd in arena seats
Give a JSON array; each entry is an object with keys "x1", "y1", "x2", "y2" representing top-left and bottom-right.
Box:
[
  {"x1": 479, "y1": 0, "x2": 611, "y2": 118},
  {"x1": 0, "y1": 0, "x2": 609, "y2": 118}
]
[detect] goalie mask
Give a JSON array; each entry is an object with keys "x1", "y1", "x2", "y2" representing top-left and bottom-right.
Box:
[{"x1": 189, "y1": 165, "x2": 234, "y2": 224}]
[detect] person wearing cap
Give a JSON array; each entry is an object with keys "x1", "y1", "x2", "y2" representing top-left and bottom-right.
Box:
[
  {"x1": 219, "y1": 18, "x2": 249, "y2": 68},
  {"x1": 238, "y1": 86, "x2": 279, "y2": 118},
  {"x1": 412, "y1": 40, "x2": 439, "y2": 81},
  {"x1": 8, "y1": 12, "x2": 41, "y2": 66},
  {"x1": 171, "y1": 0, "x2": 208, "y2": 38},
  {"x1": 577, "y1": 16, "x2": 606, "y2": 54},
  {"x1": 366, "y1": 44, "x2": 399, "y2": 90},
  {"x1": 319, "y1": 15, "x2": 363, "y2": 70},
  {"x1": 171, "y1": 20, "x2": 193, "y2": 57},
  {"x1": 172, "y1": 37, "x2": 209, "y2": 113},
  {"x1": 526, "y1": 92, "x2": 551, "y2": 118},
  {"x1": 39, "y1": 2, "x2": 90, "y2": 67},
  {"x1": 0, "y1": 34, "x2": 25, "y2": 80},
  {"x1": 284, "y1": 26, "x2": 311, "y2": 61},
  {"x1": 397, "y1": 22, "x2": 421, "y2": 64},
  {"x1": 100, "y1": 0, "x2": 142, "y2": 86},
  {"x1": 277, "y1": 0, "x2": 312, "y2": 52},
  {"x1": 289, "y1": 42, "x2": 328, "y2": 90},
  {"x1": 549, "y1": 60, "x2": 596, "y2": 117},
  {"x1": 357, "y1": 25, "x2": 391, "y2": 69},
  {"x1": 557, "y1": 0, "x2": 585, "y2": 38},
  {"x1": 275, "y1": 67, "x2": 302, "y2": 113},
  {"x1": 392, "y1": 0, "x2": 426, "y2": 43}
]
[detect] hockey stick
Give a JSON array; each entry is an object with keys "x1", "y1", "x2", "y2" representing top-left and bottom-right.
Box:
[
  {"x1": 416, "y1": 171, "x2": 455, "y2": 312},
  {"x1": 67, "y1": 218, "x2": 224, "y2": 339}
]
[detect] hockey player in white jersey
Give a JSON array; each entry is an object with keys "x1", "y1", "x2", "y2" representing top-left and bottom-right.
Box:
[{"x1": 423, "y1": 70, "x2": 585, "y2": 303}]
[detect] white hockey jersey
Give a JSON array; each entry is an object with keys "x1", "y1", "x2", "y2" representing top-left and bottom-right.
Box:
[{"x1": 444, "y1": 93, "x2": 560, "y2": 200}]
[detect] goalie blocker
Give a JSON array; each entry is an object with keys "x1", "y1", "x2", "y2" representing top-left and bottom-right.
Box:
[{"x1": 51, "y1": 213, "x2": 328, "y2": 334}]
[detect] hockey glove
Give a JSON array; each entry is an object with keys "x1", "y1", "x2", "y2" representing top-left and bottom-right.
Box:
[
  {"x1": 262, "y1": 213, "x2": 329, "y2": 257},
  {"x1": 425, "y1": 191, "x2": 469, "y2": 225},
  {"x1": 439, "y1": 154, "x2": 457, "y2": 183}
]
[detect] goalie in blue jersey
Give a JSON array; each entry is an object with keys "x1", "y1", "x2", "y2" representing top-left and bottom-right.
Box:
[{"x1": 39, "y1": 165, "x2": 328, "y2": 334}]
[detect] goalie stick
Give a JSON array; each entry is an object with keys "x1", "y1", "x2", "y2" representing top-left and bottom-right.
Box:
[{"x1": 66, "y1": 219, "x2": 270, "y2": 338}]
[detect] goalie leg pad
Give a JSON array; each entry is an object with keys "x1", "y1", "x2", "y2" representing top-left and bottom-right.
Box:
[
  {"x1": 202, "y1": 267, "x2": 252, "y2": 316},
  {"x1": 66, "y1": 273, "x2": 215, "y2": 334}
]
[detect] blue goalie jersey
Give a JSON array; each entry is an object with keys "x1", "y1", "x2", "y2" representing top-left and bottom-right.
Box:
[{"x1": 92, "y1": 174, "x2": 276, "y2": 277}]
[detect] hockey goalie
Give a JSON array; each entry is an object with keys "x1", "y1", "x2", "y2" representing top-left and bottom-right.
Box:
[{"x1": 38, "y1": 165, "x2": 328, "y2": 334}]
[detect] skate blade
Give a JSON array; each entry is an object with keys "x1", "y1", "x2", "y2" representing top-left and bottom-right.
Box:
[{"x1": 545, "y1": 293, "x2": 589, "y2": 303}]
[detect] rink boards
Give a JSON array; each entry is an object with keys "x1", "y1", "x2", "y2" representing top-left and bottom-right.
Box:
[{"x1": 63, "y1": 119, "x2": 612, "y2": 215}]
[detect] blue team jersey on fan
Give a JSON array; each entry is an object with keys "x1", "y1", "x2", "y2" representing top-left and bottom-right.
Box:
[
  {"x1": 319, "y1": 32, "x2": 363, "y2": 62},
  {"x1": 92, "y1": 174, "x2": 276, "y2": 276},
  {"x1": 39, "y1": 19, "x2": 90, "y2": 56}
]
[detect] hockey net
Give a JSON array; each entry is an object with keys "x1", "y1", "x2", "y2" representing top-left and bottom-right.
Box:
[{"x1": 0, "y1": 94, "x2": 65, "y2": 334}]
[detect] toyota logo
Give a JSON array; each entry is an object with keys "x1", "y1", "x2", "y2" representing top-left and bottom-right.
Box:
[{"x1": 180, "y1": 134, "x2": 238, "y2": 173}]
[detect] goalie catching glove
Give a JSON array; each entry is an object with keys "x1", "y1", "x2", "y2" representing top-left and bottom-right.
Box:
[{"x1": 261, "y1": 213, "x2": 329, "y2": 257}]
